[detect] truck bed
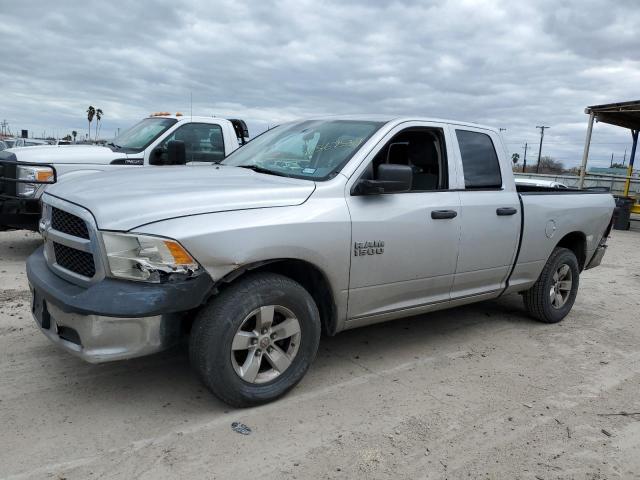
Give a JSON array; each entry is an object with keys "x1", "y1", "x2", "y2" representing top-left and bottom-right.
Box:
[{"x1": 503, "y1": 189, "x2": 615, "y2": 296}]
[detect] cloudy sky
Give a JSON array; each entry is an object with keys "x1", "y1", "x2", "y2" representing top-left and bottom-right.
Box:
[{"x1": 1, "y1": 0, "x2": 639, "y2": 168}]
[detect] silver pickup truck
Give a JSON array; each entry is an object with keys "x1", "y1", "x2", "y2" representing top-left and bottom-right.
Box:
[{"x1": 26, "y1": 116, "x2": 615, "y2": 407}]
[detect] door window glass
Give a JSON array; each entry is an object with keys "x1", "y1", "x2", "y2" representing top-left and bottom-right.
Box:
[
  {"x1": 456, "y1": 130, "x2": 502, "y2": 189},
  {"x1": 158, "y1": 123, "x2": 225, "y2": 164},
  {"x1": 364, "y1": 128, "x2": 448, "y2": 191}
]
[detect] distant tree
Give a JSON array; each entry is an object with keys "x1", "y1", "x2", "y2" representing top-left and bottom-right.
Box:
[
  {"x1": 72, "y1": 130, "x2": 77, "y2": 143},
  {"x1": 611, "y1": 162, "x2": 627, "y2": 169},
  {"x1": 537, "y1": 156, "x2": 565, "y2": 173},
  {"x1": 511, "y1": 153, "x2": 520, "y2": 164},
  {"x1": 95, "y1": 108, "x2": 103, "y2": 140},
  {"x1": 63, "y1": 134, "x2": 72, "y2": 141},
  {"x1": 87, "y1": 106, "x2": 95, "y2": 140}
]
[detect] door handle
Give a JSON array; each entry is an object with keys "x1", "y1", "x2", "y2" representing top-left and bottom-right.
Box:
[
  {"x1": 496, "y1": 207, "x2": 518, "y2": 216},
  {"x1": 431, "y1": 210, "x2": 458, "y2": 220}
]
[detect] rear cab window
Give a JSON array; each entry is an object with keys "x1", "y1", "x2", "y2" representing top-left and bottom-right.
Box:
[{"x1": 455, "y1": 130, "x2": 502, "y2": 189}]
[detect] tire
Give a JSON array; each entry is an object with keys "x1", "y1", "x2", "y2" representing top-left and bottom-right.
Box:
[
  {"x1": 189, "y1": 272, "x2": 321, "y2": 407},
  {"x1": 523, "y1": 247, "x2": 580, "y2": 323}
]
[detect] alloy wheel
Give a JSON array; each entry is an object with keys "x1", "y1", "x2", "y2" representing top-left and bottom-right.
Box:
[
  {"x1": 550, "y1": 264, "x2": 572, "y2": 309},
  {"x1": 230, "y1": 305, "x2": 302, "y2": 384}
]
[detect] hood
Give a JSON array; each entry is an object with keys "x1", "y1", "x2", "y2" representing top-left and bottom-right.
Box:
[
  {"x1": 44, "y1": 165, "x2": 316, "y2": 231},
  {"x1": 9, "y1": 144, "x2": 130, "y2": 165}
]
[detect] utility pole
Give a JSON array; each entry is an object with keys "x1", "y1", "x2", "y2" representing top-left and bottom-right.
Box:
[
  {"x1": 0, "y1": 119, "x2": 8, "y2": 136},
  {"x1": 535, "y1": 125, "x2": 549, "y2": 173},
  {"x1": 522, "y1": 142, "x2": 528, "y2": 173},
  {"x1": 623, "y1": 147, "x2": 627, "y2": 166},
  {"x1": 610, "y1": 152, "x2": 614, "y2": 167},
  {"x1": 499, "y1": 128, "x2": 507, "y2": 133}
]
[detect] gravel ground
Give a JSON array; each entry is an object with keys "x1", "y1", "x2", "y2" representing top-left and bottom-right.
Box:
[{"x1": 1, "y1": 227, "x2": 639, "y2": 480}]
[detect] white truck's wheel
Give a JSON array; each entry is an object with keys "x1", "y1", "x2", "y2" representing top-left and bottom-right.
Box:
[
  {"x1": 189, "y1": 272, "x2": 321, "y2": 407},
  {"x1": 523, "y1": 247, "x2": 580, "y2": 323}
]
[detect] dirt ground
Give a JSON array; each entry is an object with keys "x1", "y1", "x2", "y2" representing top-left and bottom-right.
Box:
[{"x1": 1, "y1": 226, "x2": 639, "y2": 480}]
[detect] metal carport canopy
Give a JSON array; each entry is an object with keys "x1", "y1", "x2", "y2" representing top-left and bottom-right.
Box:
[{"x1": 579, "y1": 100, "x2": 640, "y2": 191}]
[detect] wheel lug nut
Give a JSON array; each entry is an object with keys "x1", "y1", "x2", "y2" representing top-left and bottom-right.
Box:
[
  {"x1": 262, "y1": 328, "x2": 268, "y2": 334},
  {"x1": 256, "y1": 349, "x2": 261, "y2": 355},
  {"x1": 251, "y1": 339, "x2": 258, "y2": 345},
  {"x1": 268, "y1": 346, "x2": 273, "y2": 353},
  {"x1": 270, "y1": 333, "x2": 276, "y2": 339}
]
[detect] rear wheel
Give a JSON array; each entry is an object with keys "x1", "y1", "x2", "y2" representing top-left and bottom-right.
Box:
[
  {"x1": 523, "y1": 247, "x2": 580, "y2": 323},
  {"x1": 189, "y1": 272, "x2": 321, "y2": 407}
]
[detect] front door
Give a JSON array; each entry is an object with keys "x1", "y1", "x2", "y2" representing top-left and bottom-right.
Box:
[{"x1": 346, "y1": 124, "x2": 461, "y2": 322}]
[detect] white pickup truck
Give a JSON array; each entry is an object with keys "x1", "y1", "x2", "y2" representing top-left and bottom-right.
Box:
[
  {"x1": 27, "y1": 116, "x2": 615, "y2": 407},
  {"x1": 0, "y1": 114, "x2": 249, "y2": 231}
]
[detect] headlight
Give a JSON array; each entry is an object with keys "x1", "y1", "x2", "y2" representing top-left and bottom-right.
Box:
[
  {"x1": 17, "y1": 165, "x2": 55, "y2": 198},
  {"x1": 102, "y1": 232, "x2": 200, "y2": 283}
]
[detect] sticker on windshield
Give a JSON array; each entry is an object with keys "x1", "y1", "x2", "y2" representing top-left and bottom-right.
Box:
[
  {"x1": 302, "y1": 168, "x2": 317, "y2": 174},
  {"x1": 314, "y1": 137, "x2": 365, "y2": 152}
]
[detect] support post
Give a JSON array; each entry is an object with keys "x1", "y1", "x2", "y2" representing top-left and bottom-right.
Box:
[
  {"x1": 535, "y1": 126, "x2": 549, "y2": 173},
  {"x1": 623, "y1": 129, "x2": 638, "y2": 197},
  {"x1": 579, "y1": 112, "x2": 595, "y2": 189}
]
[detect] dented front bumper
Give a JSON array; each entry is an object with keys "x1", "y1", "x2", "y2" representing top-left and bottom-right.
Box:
[{"x1": 26, "y1": 246, "x2": 214, "y2": 362}]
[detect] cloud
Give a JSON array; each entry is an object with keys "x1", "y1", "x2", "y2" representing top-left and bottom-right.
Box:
[{"x1": 1, "y1": 0, "x2": 638, "y2": 167}]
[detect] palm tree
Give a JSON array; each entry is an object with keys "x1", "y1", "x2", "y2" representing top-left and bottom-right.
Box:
[
  {"x1": 72, "y1": 130, "x2": 77, "y2": 143},
  {"x1": 95, "y1": 108, "x2": 103, "y2": 140},
  {"x1": 87, "y1": 106, "x2": 95, "y2": 141}
]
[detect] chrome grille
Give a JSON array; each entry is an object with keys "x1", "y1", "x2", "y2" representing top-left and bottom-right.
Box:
[
  {"x1": 53, "y1": 242, "x2": 96, "y2": 277},
  {"x1": 51, "y1": 207, "x2": 89, "y2": 239}
]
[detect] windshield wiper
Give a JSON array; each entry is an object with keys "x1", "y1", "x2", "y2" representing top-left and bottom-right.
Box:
[
  {"x1": 107, "y1": 142, "x2": 121, "y2": 149},
  {"x1": 237, "y1": 164, "x2": 290, "y2": 177}
]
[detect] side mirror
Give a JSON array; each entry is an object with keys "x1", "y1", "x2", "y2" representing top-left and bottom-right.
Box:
[
  {"x1": 149, "y1": 146, "x2": 165, "y2": 165},
  {"x1": 167, "y1": 140, "x2": 186, "y2": 165},
  {"x1": 353, "y1": 163, "x2": 413, "y2": 195},
  {"x1": 150, "y1": 141, "x2": 187, "y2": 166}
]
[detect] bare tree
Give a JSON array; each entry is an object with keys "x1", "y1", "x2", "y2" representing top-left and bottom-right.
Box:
[{"x1": 537, "y1": 156, "x2": 565, "y2": 174}]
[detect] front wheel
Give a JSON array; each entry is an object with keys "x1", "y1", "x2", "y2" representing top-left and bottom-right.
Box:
[
  {"x1": 189, "y1": 272, "x2": 321, "y2": 407},
  {"x1": 523, "y1": 247, "x2": 580, "y2": 323}
]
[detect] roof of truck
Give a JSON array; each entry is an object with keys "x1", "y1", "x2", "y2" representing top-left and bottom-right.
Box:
[
  {"x1": 148, "y1": 114, "x2": 231, "y2": 123},
  {"x1": 302, "y1": 114, "x2": 499, "y2": 132}
]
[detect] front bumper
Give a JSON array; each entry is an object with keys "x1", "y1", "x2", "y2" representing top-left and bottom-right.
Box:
[
  {"x1": 0, "y1": 196, "x2": 41, "y2": 231},
  {"x1": 26, "y1": 246, "x2": 214, "y2": 363},
  {"x1": 0, "y1": 152, "x2": 50, "y2": 231}
]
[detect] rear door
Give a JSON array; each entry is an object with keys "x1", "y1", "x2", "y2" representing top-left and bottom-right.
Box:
[
  {"x1": 346, "y1": 121, "x2": 461, "y2": 322},
  {"x1": 450, "y1": 127, "x2": 521, "y2": 298}
]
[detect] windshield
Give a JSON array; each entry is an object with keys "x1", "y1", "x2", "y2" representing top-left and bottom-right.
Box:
[
  {"x1": 111, "y1": 117, "x2": 177, "y2": 151},
  {"x1": 4, "y1": 140, "x2": 15, "y2": 148},
  {"x1": 222, "y1": 120, "x2": 384, "y2": 180}
]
